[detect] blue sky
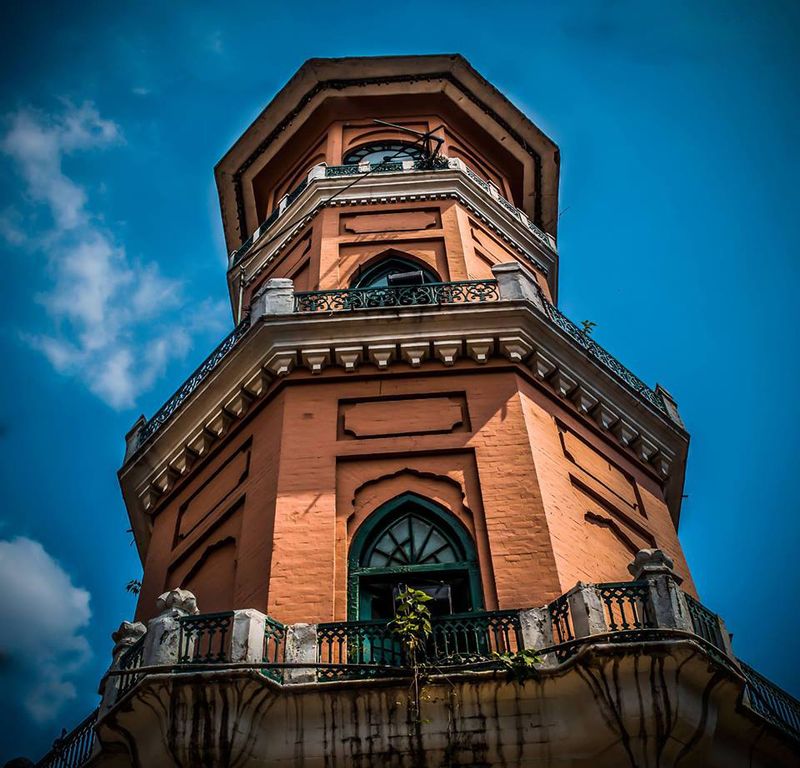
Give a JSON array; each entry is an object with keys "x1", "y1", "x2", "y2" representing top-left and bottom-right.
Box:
[{"x1": 0, "y1": 0, "x2": 798, "y2": 760}]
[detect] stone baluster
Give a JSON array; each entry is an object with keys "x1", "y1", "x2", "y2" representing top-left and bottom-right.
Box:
[
  {"x1": 566, "y1": 582, "x2": 607, "y2": 637},
  {"x1": 284, "y1": 623, "x2": 318, "y2": 684},
  {"x1": 492, "y1": 261, "x2": 547, "y2": 313},
  {"x1": 519, "y1": 606, "x2": 558, "y2": 669},
  {"x1": 97, "y1": 620, "x2": 147, "y2": 719},
  {"x1": 306, "y1": 162, "x2": 327, "y2": 183},
  {"x1": 142, "y1": 588, "x2": 199, "y2": 667},
  {"x1": 250, "y1": 277, "x2": 295, "y2": 320},
  {"x1": 230, "y1": 609, "x2": 268, "y2": 664},
  {"x1": 628, "y1": 549, "x2": 694, "y2": 632}
]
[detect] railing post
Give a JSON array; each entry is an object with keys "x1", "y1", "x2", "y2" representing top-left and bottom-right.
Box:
[
  {"x1": 567, "y1": 583, "x2": 607, "y2": 637},
  {"x1": 230, "y1": 609, "x2": 267, "y2": 663},
  {"x1": 284, "y1": 622, "x2": 318, "y2": 684},
  {"x1": 628, "y1": 549, "x2": 693, "y2": 632},
  {"x1": 97, "y1": 621, "x2": 146, "y2": 720},
  {"x1": 123, "y1": 416, "x2": 146, "y2": 463},
  {"x1": 142, "y1": 589, "x2": 199, "y2": 667},
  {"x1": 306, "y1": 162, "x2": 327, "y2": 183},
  {"x1": 519, "y1": 607, "x2": 557, "y2": 668},
  {"x1": 492, "y1": 262, "x2": 547, "y2": 312},
  {"x1": 251, "y1": 277, "x2": 295, "y2": 320}
]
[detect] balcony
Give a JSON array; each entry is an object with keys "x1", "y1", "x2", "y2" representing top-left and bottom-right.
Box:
[
  {"x1": 36, "y1": 551, "x2": 800, "y2": 766},
  {"x1": 228, "y1": 157, "x2": 557, "y2": 270},
  {"x1": 129, "y1": 268, "x2": 673, "y2": 459}
]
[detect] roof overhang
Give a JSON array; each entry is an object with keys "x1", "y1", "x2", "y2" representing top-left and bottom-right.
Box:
[{"x1": 215, "y1": 54, "x2": 560, "y2": 253}]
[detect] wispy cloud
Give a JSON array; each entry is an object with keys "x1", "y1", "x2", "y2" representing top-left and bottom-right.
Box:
[
  {"x1": 0, "y1": 537, "x2": 91, "y2": 722},
  {"x1": 1, "y1": 101, "x2": 226, "y2": 409}
]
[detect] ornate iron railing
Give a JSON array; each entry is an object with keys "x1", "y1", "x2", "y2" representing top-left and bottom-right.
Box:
[
  {"x1": 116, "y1": 636, "x2": 145, "y2": 699},
  {"x1": 740, "y1": 661, "x2": 800, "y2": 741},
  {"x1": 178, "y1": 611, "x2": 234, "y2": 664},
  {"x1": 262, "y1": 616, "x2": 287, "y2": 682},
  {"x1": 317, "y1": 611, "x2": 522, "y2": 680},
  {"x1": 230, "y1": 155, "x2": 550, "y2": 267},
  {"x1": 429, "y1": 610, "x2": 522, "y2": 664},
  {"x1": 35, "y1": 708, "x2": 97, "y2": 768},
  {"x1": 541, "y1": 300, "x2": 668, "y2": 415},
  {"x1": 684, "y1": 593, "x2": 726, "y2": 651},
  {"x1": 596, "y1": 582, "x2": 654, "y2": 631},
  {"x1": 134, "y1": 321, "x2": 250, "y2": 451},
  {"x1": 294, "y1": 279, "x2": 500, "y2": 313}
]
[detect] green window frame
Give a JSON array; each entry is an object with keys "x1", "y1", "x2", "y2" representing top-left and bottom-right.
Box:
[{"x1": 347, "y1": 492, "x2": 483, "y2": 620}]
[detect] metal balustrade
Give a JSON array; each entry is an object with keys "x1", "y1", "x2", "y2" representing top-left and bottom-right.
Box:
[
  {"x1": 317, "y1": 619, "x2": 402, "y2": 680},
  {"x1": 117, "y1": 636, "x2": 145, "y2": 698},
  {"x1": 263, "y1": 616, "x2": 287, "y2": 682},
  {"x1": 429, "y1": 610, "x2": 522, "y2": 664},
  {"x1": 317, "y1": 611, "x2": 523, "y2": 680},
  {"x1": 294, "y1": 279, "x2": 500, "y2": 312},
  {"x1": 596, "y1": 582, "x2": 653, "y2": 632},
  {"x1": 35, "y1": 584, "x2": 800, "y2": 765},
  {"x1": 741, "y1": 661, "x2": 800, "y2": 741},
  {"x1": 541, "y1": 300, "x2": 668, "y2": 415},
  {"x1": 134, "y1": 320, "x2": 250, "y2": 452},
  {"x1": 684, "y1": 593, "x2": 726, "y2": 651},
  {"x1": 35, "y1": 709, "x2": 97, "y2": 768},
  {"x1": 229, "y1": 155, "x2": 551, "y2": 268},
  {"x1": 178, "y1": 611, "x2": 234, "y2": 664}
]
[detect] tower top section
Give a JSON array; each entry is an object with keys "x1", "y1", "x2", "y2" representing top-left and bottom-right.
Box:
[{"x1": 215, "y1": 54, "x2": 560, "y2": 256}]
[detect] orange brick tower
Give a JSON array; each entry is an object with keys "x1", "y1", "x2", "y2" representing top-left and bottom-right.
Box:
[
  {"x1": 121, "y1": 55, "x2": 693, "y2": 626},
  {"x1": 32, "y1": 55, "x2": 799, "y2": 768}
]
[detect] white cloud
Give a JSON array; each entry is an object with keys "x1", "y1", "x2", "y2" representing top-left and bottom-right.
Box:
[
  {"x1": 1, "y1": 101, "x2": 227, "y2": 409},
  {"x1": 0, "y1": 537, "x2": 92, "y2": 722}
]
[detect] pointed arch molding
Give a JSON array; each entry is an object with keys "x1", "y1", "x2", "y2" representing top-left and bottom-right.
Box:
[{"x1": 349, "y1": 467, "x2": 471, "y2": 535}]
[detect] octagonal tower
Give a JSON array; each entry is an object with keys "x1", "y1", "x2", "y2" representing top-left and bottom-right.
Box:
[{"x1": 31, "y1": 55, "x2": 798, "y2": 768}]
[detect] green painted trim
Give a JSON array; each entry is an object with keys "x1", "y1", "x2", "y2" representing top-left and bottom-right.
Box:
[{"x1": 347, "y1": 492, "x2": 483, "y2": 620}]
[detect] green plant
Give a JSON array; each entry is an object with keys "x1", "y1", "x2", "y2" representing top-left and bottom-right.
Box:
[
  {"x1": 493, "y1": 648, "x2": 542, "y2": 683},
  {"x1": 580, "y1": 319, "x2": 597, "y2": 335},
  {"x1": 125, "y1": 579, "x2": 142, "y2": 595},
  {"x1": 390, "y1": 586, "x2": 433, "y2": 729}
]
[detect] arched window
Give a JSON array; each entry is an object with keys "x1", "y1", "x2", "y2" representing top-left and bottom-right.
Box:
[
  {"x1": 351, "y1": 256, "x2": 439, "y2": 289},
  {"x1": 348, "y1": 493, "x2": 482, "y2": 620},
  {"x1": 343, "y1": 141, "x2": 425, "y2": 166}
]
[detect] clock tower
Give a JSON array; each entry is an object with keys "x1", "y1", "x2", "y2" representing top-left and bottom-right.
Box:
[{"x1": 31, "y1": 55, "x2": 799, "y2": 768}]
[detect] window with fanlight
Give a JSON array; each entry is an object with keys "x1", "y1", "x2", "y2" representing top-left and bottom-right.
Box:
[
  {"x1": 348, "y1": 493, "x2": 483, "y2": 621},
  {"x1": 351, "y1": 256, "x2": 439, "y2": 289}
]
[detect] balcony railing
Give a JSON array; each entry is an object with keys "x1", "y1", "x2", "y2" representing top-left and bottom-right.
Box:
[
  {"x1": 541, "y1": 301, "x2": 668, "y2": 414},
  {"x1": 35, "y1": 709, "x2": 97, "y2": 768},
  {"x1": 133, "y1": 320, "x2": 250, "y2": 452},
  {"x1": 317, "y1": 610, "x2": 522, "y2": 680},
  {"x1": 37, "y1": 579, "x2": 800, "y2": 766},
  {"x1": 741, "y1": 661, "x2": 800, "y2": 742},
  {"x1": 178, "y1": 611, "x2": 235, "y2": 664},
  {"x1": 294, "y1": 279, "x2": 500, "y2": 313},
  {"x1": 117, "y1": 636, "x2": 145, "y2": 699},
  {"x1": 230, "y1": 156, "x2": 554, "y2": 268}
]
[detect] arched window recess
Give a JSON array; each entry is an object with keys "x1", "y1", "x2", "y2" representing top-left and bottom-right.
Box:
[
  {"x1": 351, "y1": 255, "x2": 440, "y2": 289},
  {"x1": 347, "y1": 493, "x2": 483, "y2": 621}
]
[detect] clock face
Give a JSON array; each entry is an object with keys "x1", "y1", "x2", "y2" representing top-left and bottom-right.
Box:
[{"x1": 343, "y1": 141, "x2": 425, "y2": 166}]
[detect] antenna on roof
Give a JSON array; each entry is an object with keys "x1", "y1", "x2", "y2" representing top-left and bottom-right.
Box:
[{"x1": 372, "y1": 119, "x2": 444, "y2": 167}]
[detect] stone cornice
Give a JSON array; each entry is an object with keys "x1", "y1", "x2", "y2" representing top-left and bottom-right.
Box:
[{"x1": 120, "y1": 300, "x2": 688, "y2": 559}]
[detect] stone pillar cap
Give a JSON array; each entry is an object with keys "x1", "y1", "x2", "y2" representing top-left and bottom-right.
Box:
[
  {"x1": 628, "y1": 548, "x2": 683, "y2": 583},
  {"x1": 155, "y1": 588, "x2": 199, "y2": 616},
  {"x1": 111, "y1": 620, "x2": 146, "y2": 649}
]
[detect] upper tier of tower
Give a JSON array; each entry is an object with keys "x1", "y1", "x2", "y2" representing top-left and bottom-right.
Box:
[{"x1": 215, "y1": 55, "x2": 560, "y2": 313}]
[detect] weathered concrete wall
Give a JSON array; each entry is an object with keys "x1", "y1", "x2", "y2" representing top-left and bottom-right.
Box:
[{"x1": 94, "y1": 643, "x2": 796, "y2": 768}]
